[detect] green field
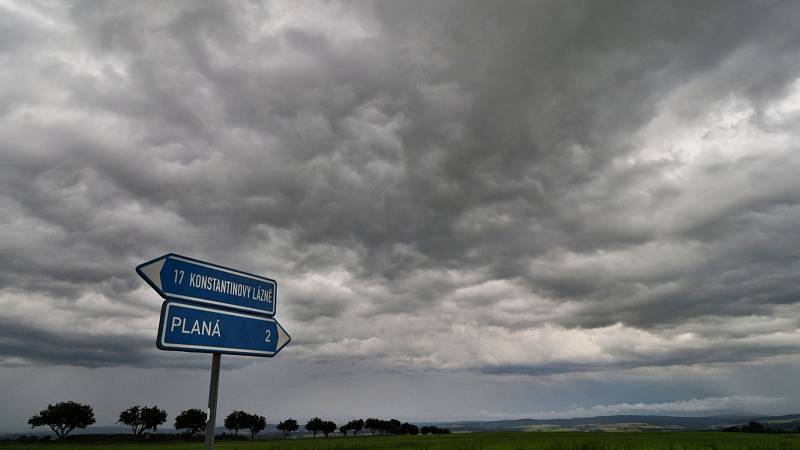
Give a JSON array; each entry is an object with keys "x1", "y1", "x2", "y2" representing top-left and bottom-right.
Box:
[{"x1": 6, "y1": 432, "x2": 800, "y2": 450}]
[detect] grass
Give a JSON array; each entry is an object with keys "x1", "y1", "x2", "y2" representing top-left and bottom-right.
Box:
[{"x1": 6, "y1": 432, "x2": 800, "y2": 450}]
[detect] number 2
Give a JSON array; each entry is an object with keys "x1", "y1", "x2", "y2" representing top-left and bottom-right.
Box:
[{"x1": 265, "y1": 330, "x2": 272, "y2": 343}]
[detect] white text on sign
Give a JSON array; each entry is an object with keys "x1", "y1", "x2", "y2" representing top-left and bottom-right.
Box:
[{"x1": 182, "y1": 271, "x2": 274, "y2": 303}]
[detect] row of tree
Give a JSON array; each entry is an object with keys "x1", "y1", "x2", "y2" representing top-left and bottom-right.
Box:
[
  {"x1": 28, "y1": 401, "x2": 448, "y2": 440},
  {"x1": 294, "y1": 417, "x2": 453, "y2": 438},
  {"x1": 27, "y1": 402, "x2": 262, "y2": 440},
  {"x1": 421, "y1": 426, "x2": 452, "y2": 435},
  {"x1": 273, "y1": 417, "x2": 439, "y2": 438},
  {"x1": 122, "y1": 407, "x2": 268, "y2": 439},
  {"x1": 721, "y1": 421, "x2": 800, "y2": 433}
]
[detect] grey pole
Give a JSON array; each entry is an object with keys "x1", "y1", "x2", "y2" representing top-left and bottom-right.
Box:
[{"x1": 204, "y1": 353, "x2": 221, "y2": 450}]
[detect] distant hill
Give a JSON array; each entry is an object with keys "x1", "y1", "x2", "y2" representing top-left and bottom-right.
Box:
[{"x1": 431, "y1": 413, "x2": 800, "y2": 432}]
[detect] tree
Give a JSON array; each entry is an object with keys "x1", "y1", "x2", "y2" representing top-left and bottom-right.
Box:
[
  {"x1": 277, "y1": 418, "x2": 299, "y2": 438},
  {"x1": 742, "y1": 421, "x2": 766, "y2": 433},
  {"x1": 365, "y1": 418, "x2": 380, "y2": 436},
  {"x1": 28, "y1": 401, "x2": 95, "y2": 440},
  {"x1": 174, "y1": 409, "x2": 207, "y2": 436},
  {"x1": 245, "y1": 414, "x2": 266, "y2": 440},
  {"x1": 351, "y1": 419, "x2": 364, "y2": 437},
  {"x1": 140, "y1": 406, "x2": 168, "y2": 434},
  {"x1": 341, "y1": 419, "x2": 364, "y2": 437},
  {"x1": 321, "y1": 420, "x2": 337, "y2": 437},
  {"x1": 118, "y1": 406, "x2": 143, "y2": 434},
  {"x1": 373, "y1": 419, "x2": 400, "y2": 435},
  {"x1": 306, "y1": 417, "x2": 324, "y2": 438},
  {"x1": 224, "y1": 410, "x2": 248, "y2": 437},
  {"x1": 400, "y1": 422, "x2": 419, "y2": 435},
  {"x1": 118, "y1": 405, "x2": 167, "y2": 435}
]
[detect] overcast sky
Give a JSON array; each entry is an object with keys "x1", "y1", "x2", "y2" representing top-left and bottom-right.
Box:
[{"x1": 1, "y1": 0, "x2": 800, "y2": 433}]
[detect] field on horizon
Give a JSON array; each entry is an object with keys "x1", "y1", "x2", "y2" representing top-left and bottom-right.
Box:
[{"x1": 6, "y1": 432, "x2": 800, "y2": 450}]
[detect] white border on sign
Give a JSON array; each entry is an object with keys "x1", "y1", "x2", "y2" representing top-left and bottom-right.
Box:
[
  {"x1": 160, "y1": 302, "x2": 278, "y2": 356},
  {"x1": 168, "y1": 255, "x2": 276, "y2": 316}
]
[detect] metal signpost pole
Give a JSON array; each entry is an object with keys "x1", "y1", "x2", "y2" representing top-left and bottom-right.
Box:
[{"x1": 204, "y1": 353, "x2": 221, "y2": 450}]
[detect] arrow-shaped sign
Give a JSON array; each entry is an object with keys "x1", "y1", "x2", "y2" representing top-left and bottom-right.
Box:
[
  {"x1": 157, "y1": 301, "x2": 290, "y2": 357},
  {"x1": 137, "y1": 253, "x2": 277, "y2": 316}
]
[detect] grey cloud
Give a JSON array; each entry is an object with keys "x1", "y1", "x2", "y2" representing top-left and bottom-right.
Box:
[
  {"x1": 0, "y1": 316, "x2": 154, "y2": 368},
  {"x1": 0, "y1": 313, "x2": 257, "y2": 370},
  {"x1": 286, "y1": 294, "x2": 348, "y2": 322},
  {"x1": 481, "y1": 339, "x2": 800, "y2": 377},
  {"x1": 0, "y1": 0, "x2": 799, "y2": 379}
]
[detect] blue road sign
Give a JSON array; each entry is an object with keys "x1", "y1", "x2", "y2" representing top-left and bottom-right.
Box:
[
  {"x1": 137, "y1": 253, "x2": 276, "y2": 316},
  {"x1": 157, "y1": 301, "x2": 291, "y2": 357}
]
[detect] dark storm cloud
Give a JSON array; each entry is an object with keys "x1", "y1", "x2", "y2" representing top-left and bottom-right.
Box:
[
  {"x1": 0, "y1": 316, "x2": 154, "y2": 368},
  {"x1": 0, "y1": 309, "x2": 254, "y2": 370},
  {"x1": 0, "y1": 0, "x2": 799, "y2": 376}
]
